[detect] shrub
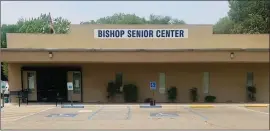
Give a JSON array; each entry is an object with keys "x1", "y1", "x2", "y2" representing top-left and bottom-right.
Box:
[
  {"x1": 247, "y1": 86, "x2": 256, "y2": 94},
  {"x1": 167, "y1": 86, "x2": 177, "y2": 102},
  {"x1": 204, "y1": 95, "x2": 216, "y2": 103},
  {"x1": 123, "y1": 84, "x2": 138, "y2": 102},
  {"x1": 247, "y1": 85, "x2": 256, "y2": 101},
  {"x1": 106, "y1": 81, "x2": 117, "y2": 99},
  {"x1": 189, "y1": 87, "x2": 198, "y2": 102}
]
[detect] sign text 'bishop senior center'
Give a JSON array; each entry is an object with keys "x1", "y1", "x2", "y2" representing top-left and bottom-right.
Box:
[{"x1": 94, "y1": 29, "x2": 188, "y2": 39}]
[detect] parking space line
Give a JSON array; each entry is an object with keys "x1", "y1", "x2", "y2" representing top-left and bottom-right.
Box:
[
  {"x1": 184, "y1": 107, "x2": 208, "y2": 121},
  {"x1": 125, "y1": 106, "x2": 131, "y2": 120},
  {"x1": 88, "y1": 106, "x2": 104, "y2": 120},
  {"x1": 236, "y1": 107, "x2": 269, "y2": 115},
  {"x1": 12, "y1": 107, "x2": 55, "y2": 121}
]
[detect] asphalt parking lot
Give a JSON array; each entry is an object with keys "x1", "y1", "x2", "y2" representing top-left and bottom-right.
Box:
[{"x1": 1, "y1": 104, "x2": 269, "y2": 129}]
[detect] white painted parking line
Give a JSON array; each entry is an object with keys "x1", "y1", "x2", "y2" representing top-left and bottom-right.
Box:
[
  {"x1": 11, "y1": 107, "x2": 55, "y2": 121},
  {"x1": 236, "y1": 107, "x2": 269, "y2": 115},
  {"x1": 78, "y1": 110, "x2": 92, "y2": 113}
]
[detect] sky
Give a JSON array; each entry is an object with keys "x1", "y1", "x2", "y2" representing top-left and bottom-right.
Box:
[{"x1": 1, "y1": 1, "x2": 229, "y2": 25}]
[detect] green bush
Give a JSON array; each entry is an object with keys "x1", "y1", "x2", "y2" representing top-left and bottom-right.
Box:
[
  {"x1": 204, "y1": 95, "x2": 216, "y2": 103},
  {"x1": 123, "y1": 84, "x2": 138, "y2": 102},
  {"x1": 107, "y1": 81, "x2": 117, "y2": 99},
  {"x1": 247, "y1": 86, "x2": 256, "y2": 94},
  {"x1": 190, "y1": 87, "x2": 198, "y2": 102},
  {"x1": 247, "y1": 85, "x2": 256, "y2": 101},
  {"x1": 167, "y1": 86, "x2": 177, "y2": 102}
]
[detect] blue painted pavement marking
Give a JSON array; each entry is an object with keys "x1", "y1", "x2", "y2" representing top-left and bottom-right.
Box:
[
  {"x1": 140, "y1": 104, "x2": 162, "y2": 108},
  {"x1": 150, "y1": 112, "x2": 179, "y2": 118},
  {"x1": 47, "y1": 113, "x2": 78, "y2": 118},
  {"x1": 61, "y1": 104, "x2": 84, "y2": 108}
]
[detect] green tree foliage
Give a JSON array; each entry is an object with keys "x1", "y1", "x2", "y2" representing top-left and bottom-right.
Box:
[
  {"x1": 17, "y1": 14, "x2": 70, "y2": 34},
  {"x1": 1, "y1": 13, "x2": 71, "y2": 79},
  {"x1": 80, "y1": 13, "x2": 185, "y2": 24},
  {"x1": 213, "y1": 16, "x2": 234, "y2": 34},
  {"x1": 1, "y1": 24, "x2": 20, "y2": 48},
  {"x1": 214, "y1": 0, "x2": 269, "y2": 34}
]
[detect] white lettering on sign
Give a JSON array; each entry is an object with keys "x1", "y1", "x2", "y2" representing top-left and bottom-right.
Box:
[{"x1": 94, "y1": 29, "x2": 188, "y2": 39}]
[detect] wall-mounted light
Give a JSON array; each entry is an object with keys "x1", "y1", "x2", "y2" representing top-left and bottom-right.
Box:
[
  {"x1": 48, "y1": 52, "x2": 53, "y2": 58},
  {"x1": 230, "y1": 52, "x2": 235, "y2": 59}
]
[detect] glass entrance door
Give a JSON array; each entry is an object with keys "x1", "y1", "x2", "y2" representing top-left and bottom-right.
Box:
[
  {"x1": 23, "y1": 71, "x2": 37, "y2": 101},
  {"x1": 67, "y1": 71, "x2": 82, "y2": 102}
]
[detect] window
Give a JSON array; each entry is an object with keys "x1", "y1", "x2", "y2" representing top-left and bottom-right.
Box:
[
  {"x1": 73, "y1": 72, "x2": 81, "y2": 94},
  {"x1": 203, "y1": 72, "x2": 210, "y2": 94},
  {"x1": 159, "y1": 73, "x2": 166, "y2": 93},
  {"x1": 247, "y1": 72, "x2": 254, "y2": 86}
]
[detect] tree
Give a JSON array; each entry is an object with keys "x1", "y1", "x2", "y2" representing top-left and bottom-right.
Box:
[
  {"x1": 1, "y1": 24, "x2": 20, "y2": 48},
  {"x1": 148, "y1": 14, "x2": 185, "y2": 24},
  {"x1": 214, "y1": 0, "x2": 269, "y2": 34},
  {"x1": 17, "y1": 14, "x2": 70, "y2": 34},
  {"x1": 213, "y1": 16, "x2": 234, "y2": 34},
  {"x1": 80, "y1": 13, "x2": 185, "y2": 24},
  {"x1": 1, "y1": 13, "x2": 71, "y2": 80},
  {"x1": 228, "y1": 0, "x2": 269, "y2": 34}
]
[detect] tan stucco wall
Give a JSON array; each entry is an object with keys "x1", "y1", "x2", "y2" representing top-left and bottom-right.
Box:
[
  {"x1": 1, "y1": 51, "x2": 269, "y2": 63},
  {"x1": 6, "y1": 25, "x2": 269, "y2": 49},
  {"x1": 81, "y1": 63, "x2": 269, "y2": 103},
  {"x1": 8, "y1": 63, "x2": 269, "y2": 103}
]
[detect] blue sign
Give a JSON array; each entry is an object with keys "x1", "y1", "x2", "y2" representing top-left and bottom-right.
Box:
[
  {"x1": 94, "y1": 29, "x2": 188, "y2": 39},
  {"x1": 150, "y1": 81, "x2": 156, "y2": 90}
]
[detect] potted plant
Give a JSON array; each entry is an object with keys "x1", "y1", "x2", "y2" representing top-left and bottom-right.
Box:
[
  {"x1": 123, "y1": 84, "x2": 138, "y2": 102},
  {"x1": 204, "y1": 95, "x2": 216, "y2": 103},
  {"x1": 189, "y1": 87, "x2": 198, "y2": 102},
  {"x1": 167, "y1": 86, "x2": 177, "y2": 102},
  {"x1": 247, "y1": 85, "x2": 256, "y2": 101},
  {"x1": 106, "y1": 81, "x2": 117, "y2": 101}
]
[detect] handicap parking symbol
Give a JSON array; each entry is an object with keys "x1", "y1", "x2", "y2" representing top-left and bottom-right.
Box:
[
  {"x1": 150, "y1": 112, "x2": 179, "y2": 118},
  {"x1": 47, "y1": 113, "x2": 77, "y2": 118},
  {"x1": 150, "y1": 81, "x2": 156, "y2": 90}
]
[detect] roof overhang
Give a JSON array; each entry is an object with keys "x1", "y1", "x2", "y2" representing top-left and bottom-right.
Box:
[
  {"x1": 1, "y1": 48, "x2": 269, "y2": 52},
  {"x1": 1, "y1": 48, "x2": 269, "y2": 63}
]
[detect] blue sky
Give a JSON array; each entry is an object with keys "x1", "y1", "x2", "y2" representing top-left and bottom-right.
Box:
[{"x1": 1, "y1": 1, "x2": 229, "y2": 24}]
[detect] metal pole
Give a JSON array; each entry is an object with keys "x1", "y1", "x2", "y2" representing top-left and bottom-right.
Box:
[
  {"x1": 71, "y1": 90, "x2": 73, "y2": 106},
  {"x1": 152, "y1": 91, "x2": 155, "y2": 106},
  {"x1": 2, "y1": 91, "x2": 4, "y2": 107}
]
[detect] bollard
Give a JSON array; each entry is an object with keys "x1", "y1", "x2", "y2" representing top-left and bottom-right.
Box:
[
  {"x1": 150, "y1": 100, "x2": 153, "y2": 106},
  {"x1": 19, "y1": 98, "x2": 20, "y2": 107}
]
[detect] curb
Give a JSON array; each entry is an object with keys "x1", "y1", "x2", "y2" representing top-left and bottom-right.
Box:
[
  {"x1": 189, "y1": 105, "x2": 215, "y2": 108},
  {"x1": 244, "y1": 104, "x2": 269, "y2": 108}
]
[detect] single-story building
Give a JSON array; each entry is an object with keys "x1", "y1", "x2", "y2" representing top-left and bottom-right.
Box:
[{"x1": 1, "y1": 24, "x2": 269, "y2": 103}]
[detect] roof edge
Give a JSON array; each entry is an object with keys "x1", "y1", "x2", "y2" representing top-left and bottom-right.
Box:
[{"x1": 1, "y1": 48, "x2": 269, "y2": 52}]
